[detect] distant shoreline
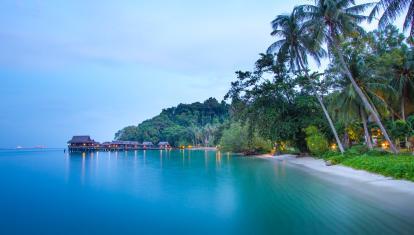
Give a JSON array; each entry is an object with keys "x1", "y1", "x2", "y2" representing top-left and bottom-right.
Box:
[{"x1": 188, "y1": 147, "x2": 217, "y2": 151}]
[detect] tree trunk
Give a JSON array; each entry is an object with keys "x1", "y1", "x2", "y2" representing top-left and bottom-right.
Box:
[
  {"x1": 401, "y1": 94, "x2": 405, "y2": 121},
  {"x1": 401, "y1": 88, "x2": 408, "y2": 148},
  {"x1": 297, "y1": 57, "x2": 345, "y2": 153},
  {"x1": 360, "y1": 106, "x2": 373, "y2": 150},
  {"x1": 343, "y1": 132, "x2": 350, "y2": 148},
  {"x1": 317, "y1": 95, "x2": 345, "y2": 153},
  {"x1": 333, "y1": 42, "x2": 398, "y2": 154}
]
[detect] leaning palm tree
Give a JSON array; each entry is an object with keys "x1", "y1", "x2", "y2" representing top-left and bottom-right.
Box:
[
  {"x1": 330, "y1": 85, "x2": 374, "y2": 149},
  {"x1": 296, "y1": 0, "x2": 399, "y2": 153},
  {"x1": 370, "y1": 0, "x2": 414, "y2": 37},
  {"x1": 267, "y1": 9, "x2": 346, "y2": 153},
  {"x1": 327, "y1": 53, "x2": 393, "y2": 150}
]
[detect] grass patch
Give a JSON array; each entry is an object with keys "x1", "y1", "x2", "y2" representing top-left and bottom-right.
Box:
[
  {"x1": 321, "y1": 148, "x2": 414, "y2": 181},
  {"x1": 341, "y1": 155, "x2": 414, "y2": 181}
]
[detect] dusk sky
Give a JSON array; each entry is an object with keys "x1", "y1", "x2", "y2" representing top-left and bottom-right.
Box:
[{"x1": 0, "y1": 0, "x2": 397, "y2": 148}]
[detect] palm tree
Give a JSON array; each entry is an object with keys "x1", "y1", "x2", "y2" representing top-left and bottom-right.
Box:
[
  {"x1": 370, "y1": 0, "x2": 414, "y2": 37},
  {"x1": 327, "y1": 61, "x2": 392, "y2": 150},
  {"x1": 390, "y1": 47, "x2": 414, "y2": 120},
  {"x1": 330, "y1": 85, "x2": 374, "y2": 149},
  {"x1": 296, "y1": 0, "x2": 399, "y2": 153},
  {"x1": 267, "y1": 9, "x2": 346, "y2": 153}
]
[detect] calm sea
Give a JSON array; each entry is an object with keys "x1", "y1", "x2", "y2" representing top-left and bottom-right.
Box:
[{"x1": 0, "y1": 149, "x2": 413, "y2": 235}]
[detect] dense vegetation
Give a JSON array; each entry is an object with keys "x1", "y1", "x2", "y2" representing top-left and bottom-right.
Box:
[
  {"x1": 219, "y1": 1, "x2": 414, "y2": 156},
  {"x1": 219, "y1": 122, "x2": 273, "y2": 154},
  {"x1": 115, "y1": 98, "x2": 229, "y2": 147},
  {"x1": 116, "y1": 0, "x2": 414, "y2": 168}
]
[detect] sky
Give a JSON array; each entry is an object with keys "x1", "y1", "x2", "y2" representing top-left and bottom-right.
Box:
[{"x1": 0, "y1": 0, "x2": 402, "y2": 148}]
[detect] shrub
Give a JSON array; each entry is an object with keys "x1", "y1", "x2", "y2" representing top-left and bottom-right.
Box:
[
  {"x1": 219, "y1": 122, "x2": 249, "y2": 153},
  {"x1": 391, "y1": 119, "x2": 411, "y2": 140},
  {"x1": 364, "y1": 149, "x2": 389, "y2": 156},
  {"x1": 251, "y1": 135, "x2": 273, "y2": 154},
  {"x1": 304, "y1": 125, "x2": 329, "y2": 156},
  {"x1": 342, "y1": 155, "x2": 414, "y2": 181},
  {"x1": 407, "y1": 115, "x2": 414, "y2": 130},
  {"x1": 345, "y1": 145, "x2": 369, "y2": 156},
  {"x1": 328, "y1": 154, "x2": 348, "y2": 165},
  {"x1": 219, "y1": 122, "x2": 272, "y2": 154},
  {"x1": 321, "y1": 150, "x2": 340, "y2": 159}
]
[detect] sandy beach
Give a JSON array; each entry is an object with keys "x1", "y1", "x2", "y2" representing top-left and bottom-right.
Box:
[{"x1": 260, "y1": 154, "x2": 414, "y2": 196}]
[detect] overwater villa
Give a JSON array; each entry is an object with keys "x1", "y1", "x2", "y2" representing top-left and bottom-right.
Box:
[
  {"x1": 110, "y1": 141, "x2": 140, "y2": 150},
  {"x1": 67, "y1": 136, "x2": 100, "y2": 152},
  {"x1": 67, "y1": 136, "x2": 167, "y2": 152},
  {"x1": 142, "y1": 141, "x2": 154, "y2": 149},
  {"x1": 158, "y1": 141, "x2": 171, "y2": 149}
]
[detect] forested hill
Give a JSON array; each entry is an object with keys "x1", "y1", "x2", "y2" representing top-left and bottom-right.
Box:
[{"x1": 114, "y1": 98, "x2": 230, "y2": 147}]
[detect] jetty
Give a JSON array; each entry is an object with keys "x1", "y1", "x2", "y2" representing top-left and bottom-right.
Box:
[{"x1": 67, "y1": 135, "x2": 171, "y2": 152}]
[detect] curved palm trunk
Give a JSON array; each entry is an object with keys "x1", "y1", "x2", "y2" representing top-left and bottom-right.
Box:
[
  {"x1": 333, "y1": 42, "x2": 398, "y2": 154},
  {"x1": 402, "y1": 86, "x2": 406, "y2": 121},
  {"x1": 317, "y1": 95, "x2": 345, "y2": 153},
  {"x1": 402, "y1": 86, "x2": 408, "y2": 147},
  {"x1": 297, "y1": 57, "x2": 345, "y2": 153},
  {"x1": 360, "y1": 106, "x2": 373, "y2": 150}
]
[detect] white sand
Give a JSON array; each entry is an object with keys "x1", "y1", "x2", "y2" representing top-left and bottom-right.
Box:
[{"x1": 260, "y1": 154, "x2": 414, "y2": 196}]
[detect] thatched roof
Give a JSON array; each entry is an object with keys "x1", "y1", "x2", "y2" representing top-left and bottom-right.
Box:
[{"x1": 68, "y1": 136, "x2": 96, "y2": 144}]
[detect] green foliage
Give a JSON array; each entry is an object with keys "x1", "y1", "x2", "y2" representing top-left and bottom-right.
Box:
[
  {"x1": 305, "y1": 126, "x2": 329, "y2": 156},
  {"x1": 342, "y1": 155, "x2": 414, "y2": 182},
  {"x1": 391, "y1": 120, "x2": 411, "y2": 140},
  {"x1": 327, "y1": 155, "x2": 348, "y2": 165},
  {"x1": 322, "y1": 150, "x2": 414, "y2": 181},
  {"x1": 345, "y1": 145, "x2": 369, "y2": 156},
  {"x1": 321, "y1": 150, "x2": 340, "y2": 158},
  {"x1": 219, "y1": 122, "x2": 273, "y2": 154},
  {"x1": 250, "y1": 135, "x2": 273, "y2": 154},
  {"x1": 226, "y1": 57, "x2": 330, "y2": 153},
  {"x1": 115, "y1": 98, "x2": 229, "y2": 146},
  {"x1": 219, "y1": 122, "x2": 249, "y2": 153},
  {"x1": 407, "y1": 115, "x2": 414, "y2": 128}
]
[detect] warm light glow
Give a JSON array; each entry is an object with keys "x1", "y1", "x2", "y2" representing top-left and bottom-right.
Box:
[
  {"x1": 381, "y1": 141, "x2": 390, "y2": 150},
  {"x1": 331, "y1": 143, "x2": 337, "y2": 151}
]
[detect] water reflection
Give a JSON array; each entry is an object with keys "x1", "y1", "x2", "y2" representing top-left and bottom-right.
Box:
[
  {"x1": 2, "y1": 150, "x2": 413, "y2": 235},
  {"x1": 216, "y1": 151, "x2": 222, "y2": 169},
  {"x1": 159, "y1": 150, "x2": 163, "y2": 168},
  {"x1": 204, "y1": 150, "x2": 208, "y2": 169}
]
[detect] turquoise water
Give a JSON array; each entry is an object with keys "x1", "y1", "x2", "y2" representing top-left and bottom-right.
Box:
[{"x1": 0, "y1": 149, "x2": 413, "y2": 235}]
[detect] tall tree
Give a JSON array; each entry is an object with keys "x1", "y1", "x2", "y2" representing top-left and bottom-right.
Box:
[
  {"x1": 330, "y1": 84, "x2": 374, "y2": 150},
  {"x1": 390, "y1": 47, "x2": 414, "y2": 120},
  {"x1": 370, "y1": 0, "x2": 414, "y2": 37},
  {"x1": 267, "y1": 9, "x2": 345, "y2": 153},
  {"x1": 296, "y1": 0, "x2": 399, "y2": 153}
]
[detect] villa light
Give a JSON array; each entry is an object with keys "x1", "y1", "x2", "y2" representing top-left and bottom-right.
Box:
[{"x1": 381, "y1": 141, "x2": 389, "y2": 150}]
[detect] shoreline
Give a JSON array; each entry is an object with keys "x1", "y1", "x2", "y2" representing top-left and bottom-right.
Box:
[{"x1": 259, "y1": 154, "x2": 414, "y2": 196}]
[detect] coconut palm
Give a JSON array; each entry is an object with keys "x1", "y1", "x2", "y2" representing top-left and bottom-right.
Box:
[
  {"x1": 370, "y1": 0, "x2": 414, "y2": 37},
  {"x1": 267, "y1": 9, "x2": 345, "y2": 153},
  {"x1": 327, "y1": 64, "x2": 393, "y2": 150},
  {"x1": 296, "y1": 0, "x2": 399, "y2": 153},
  {"x1": 390, "y1": 47, "x2": 414, "y2": 120},
  {"x1": 330, "y1": 85, "x2": 374, "y2": 149}
]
